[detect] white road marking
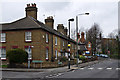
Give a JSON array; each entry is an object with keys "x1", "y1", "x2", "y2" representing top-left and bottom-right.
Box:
[
  {"x1": 45, "y1": 76, "x2": 49, "y2": 78},
  {"x1": 116, "y1": 68, "x2": 120, "y2": 70},
  {"x1": 72, "y1": 70, "x2": 75, "y2": 72},
  {"x1": 46, "y1": 73, "x2": 64, "y2": 78},
  {"x1": 88, "y1": 68, "x2": 94, "y2": 70},
  {"x1": 49, "y1": 75, "x2": 52, "y2": 76},
  {"x1": 58, "y1": 73, "x2": 63, "y2": 75},
  {"x1": 106, "y1": 68, "x2": 112, "y2": 70},
  {"x1": 79, "y1": 68, "x2": 84, "y2": 70},
  {"x1": 98, "y1": 68, "x2": 103, "y2": 70}
]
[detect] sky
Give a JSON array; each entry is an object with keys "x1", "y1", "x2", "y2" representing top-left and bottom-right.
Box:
[{"x1": 0, "y1": 0, "x2": 119, "y2": 38}]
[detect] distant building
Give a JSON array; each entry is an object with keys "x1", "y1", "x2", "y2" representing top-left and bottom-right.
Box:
[
  {"x1": 77, "y1": 32, "x2": 92, "y2": 56},
  {"x1": 102, "y1": 38, "x2": 117, "y2": 54}
]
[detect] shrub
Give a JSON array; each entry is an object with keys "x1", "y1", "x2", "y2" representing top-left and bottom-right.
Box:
[
  {"x1": 74, "y1": 56, "x2": 79, "y2": 59},
  {"x1": 7, "y1": 48, "x2": 28, "y2": 64},
  {"x1": 60, "y1": 56, "x2": 67, "y2": 62},
  {"x1": 79, "y1": 55, "x2": 86, "y2": 60}
]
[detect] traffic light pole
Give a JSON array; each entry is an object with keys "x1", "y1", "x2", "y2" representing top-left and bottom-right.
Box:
[
  {"x1": 68, "y1": 18, "x2": 74, "y2": 69},
  {"x1": 68, "y1": 21, "x2": 71, "y2": 69}
]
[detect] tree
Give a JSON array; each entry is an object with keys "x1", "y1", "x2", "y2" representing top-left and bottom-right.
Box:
[
  {"x1": 86, "y1": 23, "x2": 102, "y2": 54},
  {"x1": 107, "y1": 29, "x2": 119, "y2": 59},
  {"x1": 7, "y1": 48, "x2": 28, "y2": 64}
]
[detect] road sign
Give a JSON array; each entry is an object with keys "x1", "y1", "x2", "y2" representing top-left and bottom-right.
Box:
[{"x1": 86, "y1": 51, "x2": 90, "y2": 54}]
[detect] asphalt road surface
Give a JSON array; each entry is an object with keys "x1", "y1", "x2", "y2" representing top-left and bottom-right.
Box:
[
  {"x1": 46, "y1": 59, "x2": 120, "y2": 78},
  {"x1": 1, "y1": 59, "x2": 120, "y2": 79}
]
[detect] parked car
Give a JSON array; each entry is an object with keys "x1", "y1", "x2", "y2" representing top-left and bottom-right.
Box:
[
  {"x1": 100, "y1": 54, "x2": 105, "y2": 57},
  {"x1": 88, "y1": 56, "x2": 92, "y2": 59},
  {"x1": 103, "y1": 54, "x2": 108, "y2": 58},
  {"x1": 100, "y1": 54, "x2": 108, "y2": 58},
  {"x1": 95, "y1": 54, "x2": 100, "y2": 57}
]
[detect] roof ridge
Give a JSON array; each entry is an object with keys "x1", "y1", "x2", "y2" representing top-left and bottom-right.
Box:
[{"x1": 28, "y1": 16, "x2": 41, "y2": 27}]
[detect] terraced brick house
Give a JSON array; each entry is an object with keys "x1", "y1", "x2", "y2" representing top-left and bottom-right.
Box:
[{"x1": 0, "y1": 3, "x2": 77, "y2": 67}]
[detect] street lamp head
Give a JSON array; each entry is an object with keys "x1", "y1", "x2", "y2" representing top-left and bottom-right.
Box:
[
  {"x1": 68, "y1": 18, "x2": 74, "y2": 21},
  {"x1": 77, "y1": 13, "x2": 89, "y2": 16},
  {"x1": 85, "y1": 13, "x2": 89, "y2": 15}
]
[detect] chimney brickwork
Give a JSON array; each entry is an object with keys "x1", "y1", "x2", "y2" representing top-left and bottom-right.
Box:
[
  {"x1": 45, "y1": 16, "x2": 54, "y2": 29},
  {"x1": 64, "y1": 27, "x2": 68, "y2": 36},
  {"x1": 57, "y1": 24, "x2": 64, "y2": 34},
  {"x1": 25, "y1": 3, "x2": 37, "y2": 20},
  {"x1": 80, "y1": 32, "x2": 85, "y2": 43}
]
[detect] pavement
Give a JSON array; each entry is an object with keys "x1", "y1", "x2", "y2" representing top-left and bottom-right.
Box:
[{"x1": 1, "y1": 60, "x2": 99, "y2": 73}]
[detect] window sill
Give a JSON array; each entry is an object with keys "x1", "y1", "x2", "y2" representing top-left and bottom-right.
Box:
[
  {"x1": 25, "y1": 40, "x2": 32, "y2": 43},
  {"x1": 46, "y1": 59, "x2": 49, "y2": 61},
  {"x1": 55, "y1": 58, "x2": 57, "y2": 60},
  {"x1": 0, "y1": 41, "x2": 6, "y2": 43},
  {"x1": 46, "y1": 42, "x2": 49, "y2": 44},
  {"x1": 1, "y1": 58, "x2": 6, "y2": 61}
]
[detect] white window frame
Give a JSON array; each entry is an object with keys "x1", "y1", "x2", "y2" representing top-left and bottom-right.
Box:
[
  {"x1": 0, "y1": 33, "x2": 6, "y2": 42},
  {"x1": 88, "y1": 44, "x2": 91, "y2": 48},
  {"x1": 55, "y1": 37, "x2": 57, "y2": 45},
  {"x1": 46, "y1": 33, "x2": 49, "y2": 43},
  {"x1": 55, "y1": 50, "x2": 57, "y2": 59},
  {"x1": 63, "y1": 41, "x2": 64, "y2": 47},
  {"x1": 25, "y1": 32, "x2": 32, "y2": 42},
  {"x1": 46, "y1": 48, "x2": 49, "y2": 60},
  {"x1": 25, "y1": 47, "x2": 32, "y2": 59},
  {"x1": 0, "y1": 48, "x2": 6, "y2": 59}
]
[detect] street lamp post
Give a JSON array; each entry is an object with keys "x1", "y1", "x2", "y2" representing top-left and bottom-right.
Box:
[
  {"x1": 68, "y1": 18, "x2": 74, "y2": 69},
  {"x1": 76, "y1": 13, "x2": 89, "y2": 67}
]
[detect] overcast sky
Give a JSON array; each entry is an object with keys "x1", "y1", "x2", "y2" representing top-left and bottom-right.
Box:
[{"x1": 0, "y1": 0, "x2": 118, "y2": 38}]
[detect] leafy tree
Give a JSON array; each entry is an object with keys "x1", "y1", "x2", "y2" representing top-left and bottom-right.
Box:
[
  {"x1": 7, "y1": 48, "x2": 28, "y2": 64},
  {"x1": 86, "y1": 23, "x2": 102, "y2": 54}
]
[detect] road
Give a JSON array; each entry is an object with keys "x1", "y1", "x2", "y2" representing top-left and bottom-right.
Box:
[
  {"x1": 55, "y1": 59, "x2": 119, "y2": 78},
  {"x1": 1, "y1": 58, "x2": 120, "y2": 79},
  {"x1": 45, "y1": 59, "x2": 120, "y2": 79}
]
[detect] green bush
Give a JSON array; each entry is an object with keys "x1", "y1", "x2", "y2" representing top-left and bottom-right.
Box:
[
  {"x1": 7, "y1": 48, "x2": 28, "y2": 64},
  {"x1": 74, "y1": 56, "x2": 79, "y2": 59},
  {"x1": 79, "y1": 55, "x2": 86, "y2": 61},
  {"x1": 60, "y1": 57, "x2": 67, "y2": 62}
]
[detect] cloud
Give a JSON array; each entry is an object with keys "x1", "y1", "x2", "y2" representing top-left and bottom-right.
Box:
[{"x1": 0, "y1": 1, "x2": 118, "y2": 37}]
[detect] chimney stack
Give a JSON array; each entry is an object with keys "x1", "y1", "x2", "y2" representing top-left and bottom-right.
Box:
[
  {"x1": 64, "y1": 27, "x2": 68, "y2": 36},
  {"x1": 80, "y1": 32, "x2": 85, "y2": 43},
  {"x1": 57, "y1": 24, "x2": 64, "y2": 34},
  {"x1": 45, "y1": 16, "x2": 54, "y2": 29},
  {"x1": 25, "y1": 3, "x2": 38, "y2": 20},
  {"x1": 77, "y1": 33, "x2": 80, "y2": 39}
]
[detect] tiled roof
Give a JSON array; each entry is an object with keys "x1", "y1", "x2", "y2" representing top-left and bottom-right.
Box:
[{"x1": 0, "y1": 16, "x2": 75, "y2": 43}]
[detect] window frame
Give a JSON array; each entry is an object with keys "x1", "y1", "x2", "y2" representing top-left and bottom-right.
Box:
[
  {"x1": 0, "y1": 33, "x2": 6, "y2": 42},
  {"x1": 46, "y1": 48, "x2": 49, "y2": 60},
  {"x1": 25, "y1": 32, "x2": 32, "y2": 42},
  {"x1": 88, "y1": 44, "x2": 91, "y2": 48},
  {"x1": 46, "y1": 33, "x2": 49, "y2": 43},
  {"x1": 55, "y1": 37, "x2": 57, "y2": 45},
  {"x1": 55, "y1": 50, "x2": 57, "y2": 59},
  {"x1": 0, "y1": 47, "x2": 6, "y2": 60},
  {"x1": 63, "y1": 41, "x2": 64, "y2": 47}
]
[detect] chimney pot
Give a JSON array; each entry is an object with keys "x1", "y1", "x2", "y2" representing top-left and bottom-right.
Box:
[
  {"x1": 27, "y1": 4, "x2": 30, "y2": 7},
  {"x1": 45, "y1": 16, "x2": 54, "y2": 29},
  {"x1": 25, "y1": 3, "x2": 37, "y2": 19}
]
